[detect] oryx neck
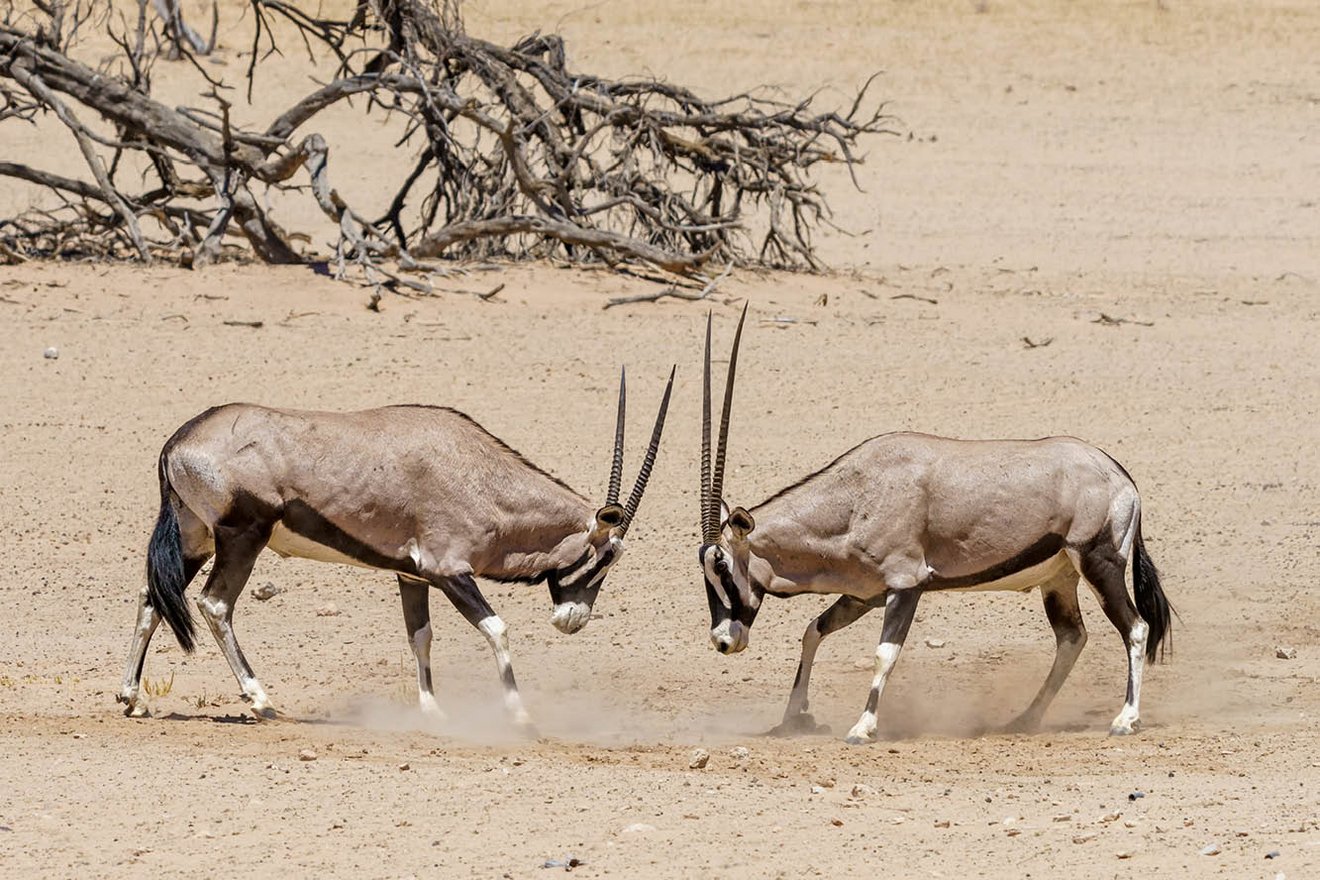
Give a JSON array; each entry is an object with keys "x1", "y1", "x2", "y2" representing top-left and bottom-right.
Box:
[
  {"x1": 474, "y1": 484, "x2": 595, "y2": 582},
  {"x1": 744, "y1": 503, "x2": 860, "y2": 595}
]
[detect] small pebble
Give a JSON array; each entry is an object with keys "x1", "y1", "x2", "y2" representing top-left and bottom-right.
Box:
[
  {"x1": 688, "y1": 749, "x2": 710, "y2": 770},
  {"x1": 1053, "y1": 814, "x2": 1073, "y2": 823},
  {"x1": 1275, "y1": 646, "x2": 1297, "y2": 660},
  {"x1": 830, "y1": 817, "x2": 844, "y2": 827},
  {"x1": 934, "y1": 819, "x2": 951, "y2": 829},
  {"x1": 1129, "y1": 790, "x2": 1145, "y2": 800},
  {"x1": 1073, "y1": 833, "x2": 1097, "y2": 844},
  {"x1": 1200, "y1": 843, "x2": 1222, "y2": 856},
  {"x1": 810, "y1": 785, "x2": 825, "y2": 795},
  {"x1": 252, "y1": 583, "x2": 284, "y2": 601},
  {"x1": 850, "y1": 783, "x2": 876, "y2": 798},
  {"x1": 298, "y1": 749, "x2": 318, "y2": 761},
  {"x1": 1265, "y1": 850, "x2": 1281, "y2": 860},
  {"x1": 924, "y1": 638, "x2": 947, "y2": 649},
  {"x1": 43, "y1": 346, "x2": 59, "y2": 360},
  {"x1": 316, "y1": 603, "x2": 341, "y2": 617},
  {"x1": 1116, "y1": 851, "x2": 1133, "y2": 860},
  {"x1": 729, "y1": 746, "x2": 750, "y2": 760},
  {"x1": 398, "y1": 763, "x2": 410, "y2": 771}
]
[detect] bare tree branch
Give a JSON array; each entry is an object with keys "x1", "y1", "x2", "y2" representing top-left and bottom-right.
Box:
[{"x1": 0, "y1": 0, "x2": 897, "y2": 282}]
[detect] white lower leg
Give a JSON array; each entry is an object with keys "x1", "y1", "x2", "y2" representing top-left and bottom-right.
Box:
[
  {"x1": 1110, "y1": 620, "x2": 1148, "y2": 735},
  {"x1": 410, "y1": 623, "x2": 445, "y2": 718},
  {"x1": 119, "y1": 589, "x2": 161, "y2": 715},
  {"x1": 479, "y1": 616, "x2": 531, "y2": 728},
  {"x1": 846, "y1": 641, "x2": 902, "y2": 743}
]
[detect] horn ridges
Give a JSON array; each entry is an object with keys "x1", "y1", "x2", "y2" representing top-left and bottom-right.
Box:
[
  {"x1": 705, "y1": 302, "x2": 748, "y2": 542},
  {"x1": 607, "y1": 366, "x2": 626, "y2": 505},
  {"x1": 620, "y1": 366, "x2": 676, "y2": 535}
]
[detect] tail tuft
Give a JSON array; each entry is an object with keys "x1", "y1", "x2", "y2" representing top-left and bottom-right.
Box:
[
  {"x1": 1132, "y1": 523, "x2": 1172, "y2": 663},
  {"x1": 146, "y1": 459, "x2": 196, "y2": 653}
]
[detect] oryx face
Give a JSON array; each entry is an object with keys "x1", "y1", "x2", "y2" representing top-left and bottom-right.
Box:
[
  {"x1": 548, "y1": 361, "x2": 675, "y2": 636},
  {"x1": 547, "y1": 505, "x2": 626, "y2": 634},
  {"x1": 698, "y1": 305, "x2": 754, "y2": 653},
  {"x1": 701, "y1": 506, "x2": 762, "y2": 654}
]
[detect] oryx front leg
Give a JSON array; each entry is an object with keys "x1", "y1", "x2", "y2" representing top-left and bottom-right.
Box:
[
  {"x1": 398, "y1": 575, "x2": 444, "y2": 721},
  {"x1": 771, "y1": 596, "x2": 875, "y2": 737},
  {"x1": 198, "y1": 526, "x2": 277, "y2": 719},
  {"x1": 845, "y1": 588, "x2": 920, "y2": 746},
  {"x1": 435, "y1": 573, "x2": 535, "y2": 736}
]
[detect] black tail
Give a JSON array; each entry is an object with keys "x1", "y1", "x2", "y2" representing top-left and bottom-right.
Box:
[
  {"x1": 146, "y1": 457, "x2": 196, "y2": 653},
  {"x1": 1131, "y1": 518, "x2": 1172, "y2": 663}
]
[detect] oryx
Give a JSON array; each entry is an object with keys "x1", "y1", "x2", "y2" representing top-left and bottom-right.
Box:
[
  {"x1": 697, "y1": 307, "x2": 1172, "y2": 743},
  {"x1": 119, "y1": 367, "x2": 674, "y2": 731}
]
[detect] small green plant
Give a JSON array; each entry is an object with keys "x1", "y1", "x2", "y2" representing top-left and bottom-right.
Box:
[{"x1": 142, "y1": 670, "x2": 175, "y2": 698}]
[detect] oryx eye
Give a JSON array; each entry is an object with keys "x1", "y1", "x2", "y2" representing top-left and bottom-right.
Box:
[{"x1": 713, "y1": 557, "x2": 727, "y2": 576}]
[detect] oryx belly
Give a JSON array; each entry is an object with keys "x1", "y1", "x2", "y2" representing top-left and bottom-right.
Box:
[
  {"x1": 267, "y1": 524, "x2": 376, "y2": 568},
  {"x1": 933, "y1": 550, "x2": 1071, "y2": 593}
]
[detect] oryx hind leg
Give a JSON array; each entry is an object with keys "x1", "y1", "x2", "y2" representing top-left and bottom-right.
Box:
[
  {"x1": 845, "y1": 588, "x2": 921, "y2": 745},
  {"x1": 197, "y1": 521, "x2": 277, "y2": 719},
  {"x1": 770, "y1": 596, "x2": 875, "y2": 737},
  {"x1": 1070, "y1": 540, "x2": 1147, "y2": 736},
  {"x1": 432, "y1": 572, "x2": 535, "y2": 736},
  {"x1": 119, "y1": 507, "x2": 213, "y2": 717},
  {"x1": 1004, "y1": 570, "x2": 1086, "y2": 733},
  {"x1": 398, "y1": 575, "x2": 444, "y2": 721}
]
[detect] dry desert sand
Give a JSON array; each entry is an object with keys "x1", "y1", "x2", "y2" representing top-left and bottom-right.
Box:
[{"x1": 1, "y1": 0, "x2": 1319, "y2": 877}]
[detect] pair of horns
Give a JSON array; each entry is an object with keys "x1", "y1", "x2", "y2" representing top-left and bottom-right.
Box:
[
  {"x1": 701, "y1": 303, "x2": 748, "y2": 543},
  {"x1": 606, "y1": 364, "x2": 677, "y2": 535}
]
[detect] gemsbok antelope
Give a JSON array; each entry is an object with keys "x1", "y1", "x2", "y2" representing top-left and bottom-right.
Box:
[
  {"x1": 119, "y1": 367, "x2": 674, "y2": 731},
  {"x1": 697, "y1": 307, "x2": 1172, "y2": 744}
]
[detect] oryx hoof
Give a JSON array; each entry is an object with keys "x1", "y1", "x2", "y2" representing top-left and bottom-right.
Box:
[
  {"x1": 250, "y1": 705, "x2": 282, "y2": 722},
  {"x1": 1002, "y1": 715, "x2": 1041, "y2": 735},
  {"x1": 767, "y1": 713, "x2": 830, "y2": 738},
  {"x1": 1108, "y1": 721, "x2": 1140, "y2": 737},
  {"x1": 843, "y1": 733, "x2": 874, "y2": 746}
]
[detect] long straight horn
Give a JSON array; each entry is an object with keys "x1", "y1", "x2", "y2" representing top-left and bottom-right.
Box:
[
  {"x1": 707, "y1": 302, "x2": 748, "y2": 538},
  {"x1": 607, "y1": 366, "x2": 626, "y2": 506},
  {"x1": 620, "y1": 366, "x2": 676, "y2": 535},
  {"x1": 701, "y1": 313, "x2": 714, "y2": 542}
]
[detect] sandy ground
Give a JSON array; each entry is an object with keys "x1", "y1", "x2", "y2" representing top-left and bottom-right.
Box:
[{"x1": 2, "y1": 0, "x2": 1320, "y2": 877}]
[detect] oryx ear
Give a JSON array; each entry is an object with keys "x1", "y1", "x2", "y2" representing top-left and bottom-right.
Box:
[
  {"x1": 726, "y1": 506, "x2": 756, "y2": 539},
  {"x1": 595, "y1": 504, "x2": 625, "y2": 529}
]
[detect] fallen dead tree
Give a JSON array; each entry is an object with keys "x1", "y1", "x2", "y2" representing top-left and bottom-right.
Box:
[{"x1": 0, "y1": 0, "x2": 896, "y2": 285}]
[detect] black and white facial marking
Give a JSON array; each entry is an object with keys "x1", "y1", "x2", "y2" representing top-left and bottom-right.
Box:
[
  {"x1": 547, "y1": 538, "x2": 623, "y2": 634},
  {"x1": 701, "y1": 539, "x2": 763, "y2": 654}
]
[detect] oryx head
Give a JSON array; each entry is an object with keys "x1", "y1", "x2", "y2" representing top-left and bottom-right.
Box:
[
  {"x1": 548, "y1": 365, "x2": 675, "y2": 634},
  {"x1": 698, "y1": 306, "x2": 764, "y2": 654}
]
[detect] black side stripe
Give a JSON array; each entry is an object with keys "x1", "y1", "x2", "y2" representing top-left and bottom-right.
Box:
[
  {"x1": 280, "y1": 499, "x2": 420, "y2": 577},
  {"x1": 921, "y1": 534, "x2": 1065, "y2": 591}
]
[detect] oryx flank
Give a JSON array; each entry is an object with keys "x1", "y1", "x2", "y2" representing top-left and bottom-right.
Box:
[
  {"x1": 119, "y1": 367, "x2": 674, "y2": 730},
  {"x1": 697, "y1": 307, "x2": 1172, "y2": 744}
]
